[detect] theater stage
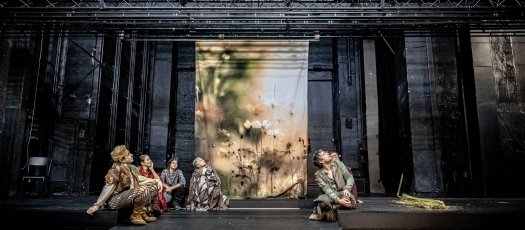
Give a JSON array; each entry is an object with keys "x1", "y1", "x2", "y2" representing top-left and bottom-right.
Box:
[{"x1": 0, "y1": 195, "x2": 523, "y2": 229}]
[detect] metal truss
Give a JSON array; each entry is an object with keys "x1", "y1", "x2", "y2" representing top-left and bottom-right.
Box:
[
  {"x1": 1, "y1": 1, "x2": 524, "y2": 8},
  {"x1": 1, "y1": 1, "x2": 525, "y2": 39}
]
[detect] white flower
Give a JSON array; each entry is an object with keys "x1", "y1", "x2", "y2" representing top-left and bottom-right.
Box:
[
  {"x1": 267, "y1": 129, "x2": 283, "y2": 137},
  {"x1": 243, "y1": 120, "x2": 252, "y2": 129},
  {"x1": 218, "y1": 128, "x2": 231, "y2": 137},
  {"x1": 254, "y1": 120, "x2": 271, "y2": 129}
]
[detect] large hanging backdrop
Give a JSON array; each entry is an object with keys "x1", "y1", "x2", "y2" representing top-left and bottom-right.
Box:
[{"x1": 195, "y1": 40, "x2": 309, "y2": 199}]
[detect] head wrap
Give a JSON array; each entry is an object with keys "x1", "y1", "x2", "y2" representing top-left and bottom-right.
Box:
[{"x1": 111, "y1": 145, "x2": 128, "y2": 162}]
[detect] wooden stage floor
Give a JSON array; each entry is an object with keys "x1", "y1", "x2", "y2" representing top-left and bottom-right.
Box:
[{"x1": 1, "y1": 195, "x2": 524, "y2": 229}]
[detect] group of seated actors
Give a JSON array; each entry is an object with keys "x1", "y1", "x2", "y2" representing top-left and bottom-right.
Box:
[{"x1": 86, "y1": 145, "x2": 361, "y2": 225}]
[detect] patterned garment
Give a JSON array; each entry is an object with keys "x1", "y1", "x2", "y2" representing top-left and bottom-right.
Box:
[
  {"x1": 160, "y1": 169, "x2": 186, "y2": 187},
  {"x1": 107, "y1": 183, "x2": 159, "y2": 209},
  {"x1": 138, "y1": 167, "x2": 167, "y2": 213},
  {"x1": 105, "y1": 163, "x2": 138, "y2": 193},
  {"x1": 186, "y1": 165, "x2": 229, "y2": 211},
  {"x1": 100, "y1": 163, "x2": 158, "y2": 210},
  {"x1": 160, "y1": 169, "x2": 186, "y2": 207}
]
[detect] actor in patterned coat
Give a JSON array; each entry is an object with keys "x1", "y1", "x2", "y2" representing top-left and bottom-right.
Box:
[
  {"x1": 86, "y1": 145, "x2": 163, "y2": 225},
  {"x1": 186, "y1": 157, "x2": 229, "y2": 211}
]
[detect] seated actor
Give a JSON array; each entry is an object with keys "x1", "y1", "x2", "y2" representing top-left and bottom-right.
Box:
[
  {"x1": 161, "y1": 158, "x2": 187, "y2": 209},
  {"x1": 138, "y1": 154, "x2": 168, "y2": 214},
  {"x1": 329, "y1": 151, "x2": 363, "y2": 204},
  {"x1": 186, "y1": 157, "x2": 229, "y2": 211},
  {"x1": 86, "y1": 145, "x2": 163, "y2": 225},
  {"x1": 309, "y1": 149, "x2": 356, "y2": 222}
]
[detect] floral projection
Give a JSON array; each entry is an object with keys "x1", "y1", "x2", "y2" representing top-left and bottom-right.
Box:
[{"x1": 195, "y1": 40, "x2": 309, "y2": 199}]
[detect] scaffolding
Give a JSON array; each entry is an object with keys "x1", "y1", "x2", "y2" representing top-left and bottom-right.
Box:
[{"x1": 1, "y1": 1, "x2": 525, "y2": 39}]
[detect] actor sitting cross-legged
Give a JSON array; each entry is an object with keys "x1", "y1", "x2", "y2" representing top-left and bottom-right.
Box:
[
  {"x1": 86, "y1": 145, "x2": 163, "y2": 225},
  {"x1": 309, "y1": 149, "x2": 356, "y2": 222}
]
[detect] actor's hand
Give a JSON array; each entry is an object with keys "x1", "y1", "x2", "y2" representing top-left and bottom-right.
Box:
[
  {"x1": 342, "y1": 189, "x2": 351, "y2": 198},
  {"x1": 149, "y1": 161, "x2": 155, "y2": 171},
  {"x1": 87, "y1": 205, "x2": 99, "y2": 216},
  {"x1": 338, "y1": 198, "x2": 353, "y2": 208},
  {"x1": 173, "y1": 183, "x2": 182, "y2": 190}
]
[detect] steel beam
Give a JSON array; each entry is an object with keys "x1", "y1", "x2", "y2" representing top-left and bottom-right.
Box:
[{"x1": 1, "y1": 1, "x2": 524, "y2": 39}]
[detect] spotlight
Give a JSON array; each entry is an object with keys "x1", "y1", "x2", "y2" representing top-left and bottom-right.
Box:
[{"x1": 314, "y1": 33, "x2": 320, "y2": 41}]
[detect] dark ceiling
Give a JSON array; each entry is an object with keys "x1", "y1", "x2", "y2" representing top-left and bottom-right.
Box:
[{"x1": 1, "y1": 0, "x2": 525, "y2": 39}]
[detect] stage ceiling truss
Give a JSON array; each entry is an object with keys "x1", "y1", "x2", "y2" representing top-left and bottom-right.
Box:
[{"x1": 1, "y1": 0, "x2": 525, "y2": 39}]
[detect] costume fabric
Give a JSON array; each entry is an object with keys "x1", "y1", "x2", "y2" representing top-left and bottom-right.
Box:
[{"x1": 186, "y1": 165, "x2": 229, "y2": 211}]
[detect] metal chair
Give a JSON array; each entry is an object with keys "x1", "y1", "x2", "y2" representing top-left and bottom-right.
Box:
[{"x1": 22, "y1": 156, "x2": 52, "y2": 197}]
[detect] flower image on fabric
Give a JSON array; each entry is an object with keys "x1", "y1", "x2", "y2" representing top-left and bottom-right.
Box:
[{"x1": 195, "y1": 40, "x2": 309, "y2": 199}]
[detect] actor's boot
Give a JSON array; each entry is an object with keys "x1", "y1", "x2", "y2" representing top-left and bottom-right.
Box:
[
  {"x1": 130, "y1": 205, "x2": 147, "y2": 225},
  {"x1": 308, "y1": 213, "x2": 324, "y2": 221},
  {"x1": 141, "y1": 207, "x2": 157, "y2": 222}
]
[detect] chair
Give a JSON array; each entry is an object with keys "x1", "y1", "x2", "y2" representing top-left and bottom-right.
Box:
[{"x1": 22, "y1": 156, "x2": 52, "y2": 197}]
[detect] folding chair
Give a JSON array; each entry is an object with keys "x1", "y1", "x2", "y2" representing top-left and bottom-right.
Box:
[{"x1": 22, "y1": 156, "x2": 52, "y2": 197}]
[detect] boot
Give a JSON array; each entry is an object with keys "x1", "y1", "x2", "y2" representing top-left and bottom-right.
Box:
[
  {"x1": 141, "y1": 207, "x2": 157, "y2": 222},
  {"x1": 130, "y1": 205, "x2": 147, "y2": 225},
  {"x1": 308, "y1": 213, "x2": 324, "y2": 221}
]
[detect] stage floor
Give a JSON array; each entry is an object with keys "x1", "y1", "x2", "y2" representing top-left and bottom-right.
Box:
[{"x1": 1, "y1": 195, "x2": 524, "y2": 229}]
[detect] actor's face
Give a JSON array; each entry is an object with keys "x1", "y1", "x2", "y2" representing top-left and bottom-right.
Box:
[
  {"x1": 196, "y1": 158, "x2": 206, "y2": 167},
  {"x1": 141, "y1": 156, "x2": 153, "y2": 167},
  {"x1": 123, "y1": 151, "x2": 134, "y2": 164},
  {"x1": 319, "y1": 151, "x2": 332, "y2": 164},
  {"x1": 170, "y1": 160, "x2": 179, "y2": 170},
  {"x1": 330, "y1": 152, "x2": 340, "y2": 160}
]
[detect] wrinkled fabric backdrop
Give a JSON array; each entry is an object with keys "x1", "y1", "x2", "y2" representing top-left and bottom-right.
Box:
[{"x1": 195, "y1": 40, "x2": 309, "y2": 199}]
